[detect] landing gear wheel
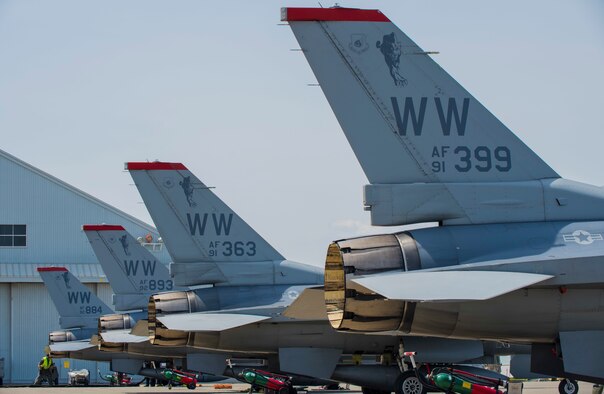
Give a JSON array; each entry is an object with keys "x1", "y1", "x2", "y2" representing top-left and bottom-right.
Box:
[
  {"x1": 559, "y1": 379, "x2": 579, "y2": 394},
  {"x1": 395, "y1": 370, "x2": 427, "y2": 394}
]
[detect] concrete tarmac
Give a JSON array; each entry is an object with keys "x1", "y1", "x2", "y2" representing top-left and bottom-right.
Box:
[{"x1": 0, "y1": 381, "x2": 599, "y2": 394}]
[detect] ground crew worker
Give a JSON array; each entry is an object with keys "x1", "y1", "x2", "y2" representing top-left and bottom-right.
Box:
[{"x1": 34, "y1": 354, "x2": 57, "y2": 386}]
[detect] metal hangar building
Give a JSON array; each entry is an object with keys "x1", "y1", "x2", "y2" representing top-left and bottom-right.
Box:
[{"x1": 0, "y1": 149, "x2": 171, "y2": 384}]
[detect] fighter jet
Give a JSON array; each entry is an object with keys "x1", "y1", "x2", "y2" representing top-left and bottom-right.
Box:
[
  {"x1": 82, "y1": 224, "x2": 181, "y2": 351},
  {"x1": 125, "y1": 161, "x2": 524, "y2": 393},
  {"x1": 38, "y1": 267, "x2": 112, "y2": 357},
  {"x1": 38, "y1": 266, "x2": 170, "y2": 365},
  {"x1": 82, "y1": 224, "x2": 263, "y2": 381},
  {"x1": 36, "y1": 266, "x2": 155, "y2": 375},
  {"x1": 38, "y1": 266, "x2": 227, "y2": 381},
  {"x1": 283, "y1": 6, "x2": 604, "y2": 386}
]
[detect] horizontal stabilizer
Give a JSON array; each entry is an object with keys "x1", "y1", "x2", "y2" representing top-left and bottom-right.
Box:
[
  {"x1": 353, "y1": 271, "x2": 552, "y2": 301},
  {"x1": 158, "y1": 313, "x2": 271, "y2": 332},
  {"x1": 100, "y1": 329, "x2": 148, "y2": 344},
  {"x1": 282, "y1": 286, "x2": 327, "y2": 320},
  {"x1": 49, "y1": 340, "x2": 94, "y2": 352}
]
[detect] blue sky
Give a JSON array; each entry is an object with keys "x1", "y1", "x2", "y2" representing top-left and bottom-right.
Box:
[{"x1": 0, "y1": 1, "x2": 602, "y2": 267}]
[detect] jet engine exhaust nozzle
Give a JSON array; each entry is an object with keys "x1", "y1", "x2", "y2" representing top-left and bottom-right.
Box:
[
  {"x1": 98, "y1": 313, "x2": 135, "y2": 352},
  {"x1": 49, "y1": 330, "x2": 77, "y2": 343},
  {"x1": 324, "y1": 232, "x2": 418, "y2": 332},
  {"x1": 148, "y1": 291, "x2": 204, "y2": 346}
]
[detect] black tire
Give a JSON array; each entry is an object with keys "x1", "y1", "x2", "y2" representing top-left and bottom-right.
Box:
[
  {"x1": 395, "y1": 370, "x2": 427, "y2": 394},
  {"x1": 559, "y1": 379, "x2": 579, "y2": 394},
  {"x1": 187, "y1": 383, "x2": 196, "y2": 390}
]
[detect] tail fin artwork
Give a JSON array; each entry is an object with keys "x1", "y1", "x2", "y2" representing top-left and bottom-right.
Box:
[
  {"x1": 83, "y1": 224, "x2": 179, "y2": 311},
  {"x1": 37, "y1": 267, "x2": 113, "y2": 330},
  {"x1": 127, "y1": 162, "x2": 286, "y2": 286},
  {"x1": 283, "y1": 8, "x2": 604, "y2": 226}
]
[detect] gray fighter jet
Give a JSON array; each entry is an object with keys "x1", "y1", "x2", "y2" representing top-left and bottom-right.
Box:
[
  {"x1": 38, "y1": 266, "x2": 177, "y2": 366},
  {"x1": 38, "y1": 265, "x2": 227, "y2": 382},
  {"x1": 83, "y1": 224, "x2": 286, "y2": 382},
  {"x1": 38, "y1": 266, "x2": 111, "y2": 356},
  {"x1": 283, "y1": 6, "x2": 604, "y2": 386},
  {"x1": 125, "y1": 161, "x2": 523, "y2": 393},
  {"x1": 82, "y1": 224, "x2": 188, "y2": 359}
]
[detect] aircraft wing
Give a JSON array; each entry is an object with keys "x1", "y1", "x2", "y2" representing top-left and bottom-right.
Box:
[
  {"x1": 100, "y1": 329, "x2": 148, "y2": 343},
  {"x1": 50, "y1": 340, "x2": 95, "y2": 352},
  {"x1": 352, "y1": 271, "x2": 553, "y2": 302},
  {"x1": 282, "y1": 286, "x2": 328, "y2": 320},
  {"x1": 158, "y1": 313, "x2": 271, "y2": 332}
]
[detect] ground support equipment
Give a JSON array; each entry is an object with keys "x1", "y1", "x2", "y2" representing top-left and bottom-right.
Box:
[
  {"x1": 240, "y1": 368, "x2": 297, "y2": 394},
  {"x1": 67, "y1": 368, "x2": 90, "y2": 386},
  {"x1": 160, "y1": 368, "x2": 198, "y2": 390}
]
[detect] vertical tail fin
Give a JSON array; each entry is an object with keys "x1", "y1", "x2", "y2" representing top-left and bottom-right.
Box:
[
  {"x1": 83, "y1": 224, "x2": 178, "y2": 311},
  {"x1": 37, "y1": 267, "x2": 113, "y2": 330},
  {"x1": 127, "y1": 162, "x2": 284, "y2": 285},
  {"x1": 283, "y1": 7, "x2": 558, "y2": 184}
]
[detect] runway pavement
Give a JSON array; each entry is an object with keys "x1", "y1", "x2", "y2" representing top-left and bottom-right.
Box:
[{"x1": 0, "y1": 381, "x2": 600, "y2": 394}]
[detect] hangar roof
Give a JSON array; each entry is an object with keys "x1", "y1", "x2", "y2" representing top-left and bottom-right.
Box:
[
  {"x1": 0, "y1": 263, "x2": 106, "y2": 283},
  {"x1": 0, "y1": 148, "x2": 171, "y2": 281},
  {"x1": 0, "y1": 148, "x2": 156, "y2": 234}
]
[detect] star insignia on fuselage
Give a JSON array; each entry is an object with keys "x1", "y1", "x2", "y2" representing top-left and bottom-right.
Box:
[{"x1": 562, "y1": 230, "x2": 604, "y2": 245}]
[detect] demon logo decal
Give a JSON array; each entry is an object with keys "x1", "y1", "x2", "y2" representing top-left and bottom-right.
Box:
[
  {"x1": 62, "y1": 271, "x2": 71, "y2": 289},
  {"x1": 376, "y1": 33, "x2": 408, "y2": 87},
  {"x1": 179, "y1": 176, "x2": 197, "y2": 208},
  {"x1": 119, "y1": 234, "x2": 131, "y2": 256}
]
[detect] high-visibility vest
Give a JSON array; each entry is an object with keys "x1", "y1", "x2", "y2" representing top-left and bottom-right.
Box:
[{"x1": 40, "y1": 356, "x2": 52, "y2": 369}]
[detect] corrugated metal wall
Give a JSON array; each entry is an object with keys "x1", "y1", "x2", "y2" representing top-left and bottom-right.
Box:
[
  {"x1": 97, "y1": 283, "x2": 114, "y2": 307},
  {"x1": 10, "y1": 284, "x2": 61, "y2": 383},
  {"x1": 0, "y1": 151, "x2": 171, "y2": 384},
  {"x1": 3, "y1": 283, "x2": 117, "y2": 384},
  {"x1": 0, "y1": 151, "x2": 171, "y2": 264},
  {"x1": 0, "y1": 284, "x2": 10, "y2": 382}
]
